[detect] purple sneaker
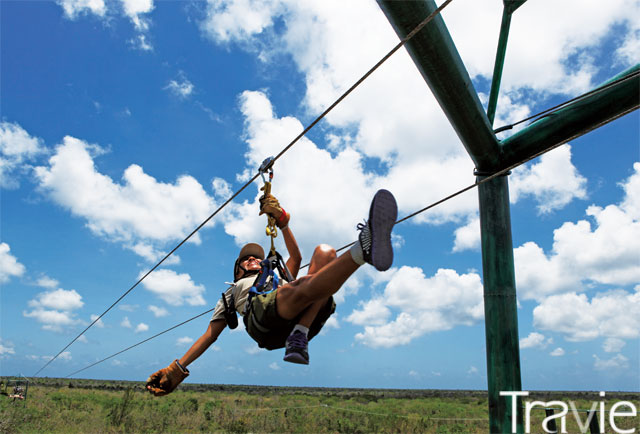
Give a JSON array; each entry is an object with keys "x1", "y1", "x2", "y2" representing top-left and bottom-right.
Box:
[
  {"x1": 283, "y1": 330, "x2": 309, "y2": 365},
  {"x1": 357, "y1": 189, "x2": 397, "y2": 271}
]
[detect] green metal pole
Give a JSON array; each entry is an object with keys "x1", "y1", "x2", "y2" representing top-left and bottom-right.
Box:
[
  {"x1": 377, "y1": 0, "x2": 500, "y2": 170},
  {"x1": 487, "y1": 7, "x2": 513, "y2": 125},
  {"x1": 477, "y1": 174, "x2": 523, "y2": 433}
]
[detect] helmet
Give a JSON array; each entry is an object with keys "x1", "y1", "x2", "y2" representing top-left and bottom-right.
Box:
[{"x1": 233, "y1": 243, "x2": 265, "y2": 281}]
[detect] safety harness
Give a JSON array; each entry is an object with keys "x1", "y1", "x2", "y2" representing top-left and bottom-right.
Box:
[{"x1": 220, "y1": 156, "x2": 293, "y2": 330}]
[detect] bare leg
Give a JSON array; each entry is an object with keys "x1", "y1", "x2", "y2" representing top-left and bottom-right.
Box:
[
  {"x1": 276, "y1": 246, "x2": 359, "y2": 320},
  {"x1": 294, "y1": 244, "x2": 335, "y2": 327}
]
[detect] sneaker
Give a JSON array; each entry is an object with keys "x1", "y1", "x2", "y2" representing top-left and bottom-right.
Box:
[
  {"x1": 283, "y1": 330, "x2": 309, "y2": 365},
  {"x1": 357, "y1": 189, "x2": 397, "y2": 271}
]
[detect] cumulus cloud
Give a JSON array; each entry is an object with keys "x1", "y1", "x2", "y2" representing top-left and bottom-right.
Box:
[
  {"x1": 36, "y1": 275, "x2": 59, "y2": 289},
  {"x1": 176, "y1": 336, "x2": 194, "y2": 346},
  {"x1": 135, "y1": 322, "x2": 149, "y2": 333},
  {"x1": 0, "y1": 243, "x2": 26, "y2": 284},
  {"x1": 269, "y1": 362, "x2": 281, "y2": 370},
  {"x1": 520, "y1": 332, "x2": 552, "y2": 350},
  {"x1": 602, "y1": 337, "x2": 625, "y2": 353},
  {"x1": 148, "y1": 305, "x2": 169, "y2": 317},
  {"x1": 593, "y1": 353, "x2": 629, "y2": 371},
  {"x1": 515, "y1": 164, "x2": 640, "y2": 301},
  {"x1": 57, "y1": 0, "x2": 106, "y2": 19},
  {"x1": 348, "y1": 266, "x2": 484, "y2": 348},
  {"x1": 140, "y1": 269, "x2": 206, "y2": 306},
  {"x1": 510, "y1": 145, "x2": 587, "y2": 214},
  {"x1": 0, "y1": 121, "x2": 46, "y2": 189},
  {"x1": 0, "y1": 340, "x2": 15, "y2": 357},
  {"x1": 452, "y1": 215, "x2": 480, "y2": 252},
  {"x1": 550, "y1": 348, "x2": 565, "y2": 357},
  {"x1": 23, "y1": 288, "x2": 84, "y2": 332},
  {"x1": 90, "y1": 314, "x2": 105, "y2": 328},
  {"x1": 165, "y1": 73, "x2": 194, "y2": 99},
  {"x1": 533, "y1": 289, "x2": 640, "y2": 342},
  {"x1": 121, "y1": 317, "x2": 132, "y2": 328},
  {"x1": 34, "y1": 136, "x2": 219, "y2": 262}
]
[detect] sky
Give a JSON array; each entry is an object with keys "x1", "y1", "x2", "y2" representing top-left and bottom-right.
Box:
[{"x1": 1, "y1": 0, "x2": 638, "y2": 392}]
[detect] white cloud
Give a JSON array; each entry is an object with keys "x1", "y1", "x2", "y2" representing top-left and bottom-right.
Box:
[
  {"x1": 121, "y1": 317, "x2": 132, "y2": 328},
  {"x1": 119, "y1": 304, "x2": 138, "y2": 312},
  {"x1": 140, "y1": 269, "x2": 206, "y2": 306},
  {"x1": 452, "y1": 215, "x2": 480, "y2": 252},
  {"x1": 533, "y1": 289, "x2": 640, "y2": 342},
  {"x1": 36, "y1": 275, "x2": 59, "y2": 289},
  {"x1": 90, "y1": 314, "x2": 105, "y2": 328},
  {"x1": 445, "y1": 0, "x2": 638, "y2": 94},
  {"x1": 29, "y1": 288, "x2": 84, "y2": 311},
  {"x1": 550, "y1": 347, "x2": 565, "y2": 357},
  {"x1": 515, "y1": 164, "x2": 640, "y2": 301},
  {"x1": 165, "y1": 74, "x2": 195, "y2": 99},
  {"x1": 57, "y1": 0, "x2": 106, "y2": 19},
  {"x1": 510, "y1": 145, "x2": 587, "y2": 214},
  {"x1": 200, "y1": 0, "x2": 284, "y2": 44},
  {"x1": 58, "y1": 351, "x2": 72, "y2": 361},
  {"x1": 34, "y1": 136, "x2": 218, "y2": 261},
  {"x1": 23, "y1": 288, "x2": 84, "y2": 332},
  {"x1": 135, "y1": 322, "x2": 149, "y2": 333},
  {"x1": 349, "y1": 266, "x2": 484, "y2": 348},
  {"x1": 148, "y1": 305, "x2": 169, "y2": 317},
  {"x1": 268, "y1": 362, "x2": 281, "y2": 370},
  {"x1": 0, "y1": 243, "x2": 26, "y2": 284},
  {"x1": 602, "y1": 338, "x2": 626, "y2": 353},
  {"x1": 0, "y1": 340, "x2": 15, "y2": 357},
  {"x1": 176, "y1": 336, "x2": 194, "y2": 346},
  {"x1": 0, "y1": 121, "x2": 46, "y2": 188},
  {"x1": 467, "y1": 366, "x2": 479, "y2": 375},
  {"x1": 520, "y1": 332, "x2": 550, "y2": 350},
  {"x1": 120, "y1": 0, "x2": 154, "y2": 31},
  {"x1": 593, "y1": 353, "x2": 629, "y2": 371},
  {"x1": 244, "y1": 346, "x2": 264, "y2": 355}
]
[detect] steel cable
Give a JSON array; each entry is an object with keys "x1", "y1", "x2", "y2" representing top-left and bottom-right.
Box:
[{"x1": 39, "y1": 0, "x2": 455, "y2": 377}]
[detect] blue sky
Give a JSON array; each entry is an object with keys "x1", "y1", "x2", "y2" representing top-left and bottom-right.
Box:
[{"x1": 1, "y1": 0, "x2": 638, "y2": 392}]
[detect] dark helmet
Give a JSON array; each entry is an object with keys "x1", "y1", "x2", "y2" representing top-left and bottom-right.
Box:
[{"x1": 233, "y1": 243, "x2": 265, "y2": 281}]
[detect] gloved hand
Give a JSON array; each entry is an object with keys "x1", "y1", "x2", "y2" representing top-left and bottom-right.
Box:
[
  {"x1": 146, "y1": 360, "x2": 189, "y2": 396},
  {"x1": 259, "y1": 187, "x2": 290, "y2": 229}
]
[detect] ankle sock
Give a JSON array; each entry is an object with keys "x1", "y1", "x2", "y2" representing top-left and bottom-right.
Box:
[
  {"x1": 349, "y1": 240, "x2": 365, "y2": 266},
  {"x1": 291, "y1": 324, "x2": 309, "y2": 338}
]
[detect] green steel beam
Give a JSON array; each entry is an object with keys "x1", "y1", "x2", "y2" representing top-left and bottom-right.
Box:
[
  {"x1": 478, "y1": 175, "x2": 523, "y2": 433},
  {"x1": 377, "y1": 0, "x2": 500, "y2": 170},
  {"x1": 504, "y1": 0, "x2": 527, "y2": 15},
  {"x1": 499, "y1": 64, "x2": 640, "y2": 169},
  {"x1": 487, "y1": 7, "x2": 514, "y2": 125}
]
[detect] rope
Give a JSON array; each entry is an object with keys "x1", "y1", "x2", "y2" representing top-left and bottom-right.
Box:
[
  {"x1": 63, "y1": 97, "x2": 637, "y2": 378},
  {"x1": 492, "y1": 69, "x2": 639, "y2": 134},
  {"x1": 40, "y1": 0, "x2": 455, "y2": 378}
]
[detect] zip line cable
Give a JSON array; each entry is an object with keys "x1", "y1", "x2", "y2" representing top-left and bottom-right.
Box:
[
  {"x1": 65, "y1": 308, "x2": 216, "y2": 379},
  {"x1": 36, "y1": 0, "x2": 454, "y2": 377},
  {"x1": 492, "y1": 69, "x2": 639, "y2": 134},
  {"x1": 63, "y1": 99, "x2": 638, "y2": 379}
]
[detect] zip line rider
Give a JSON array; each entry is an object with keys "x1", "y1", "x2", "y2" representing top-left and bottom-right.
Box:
[{"x1": 146, "y1": 189, "x2": 398, "y2": 396}]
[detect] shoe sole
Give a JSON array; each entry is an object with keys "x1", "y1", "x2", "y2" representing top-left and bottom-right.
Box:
[
  {"x1": 369, "y1": 189, "x2": 397, "y2": 271},
  {"x1": 283, "y1": 353, "x2": 309, "y2": 365}
]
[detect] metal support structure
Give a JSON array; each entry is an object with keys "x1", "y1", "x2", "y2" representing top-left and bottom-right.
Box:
[
  {"x1": 377, "y1": 0, "x2": 500, "y2": 170},
  {"x1": 499, "y1": 64, "x2": 640, "y2": 168},
  {"x1": 378, "y1": 2, "x2": 638, "y2": 433},
  {"x1": 478, "y1": 174, "x2": 523, "y2": 433}
]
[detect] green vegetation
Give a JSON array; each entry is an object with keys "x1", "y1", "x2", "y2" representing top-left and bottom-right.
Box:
[{"x1": 1, "y1": 378, "x2": 637, "y2": 433}]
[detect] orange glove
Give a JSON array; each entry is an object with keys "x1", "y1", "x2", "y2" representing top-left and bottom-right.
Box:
[
  {"x1": 259, "y1": 189, "x2": 290, "y2": 229},
  {"x1": 146, "y1": 360, "x2": 189, "y2": 396}
]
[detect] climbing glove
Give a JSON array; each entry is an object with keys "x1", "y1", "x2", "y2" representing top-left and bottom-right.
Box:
[
  {"x1": 259, "y1": 188, "x2": 290, "y2": 229},
  {"x1": 146, "y1": 360, "x2": 189, "y2": 396}
]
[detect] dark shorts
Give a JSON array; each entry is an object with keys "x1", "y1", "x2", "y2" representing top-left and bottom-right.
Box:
[{"x1": 244, "y1": 290, "x2": 336, "y2": 350}]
